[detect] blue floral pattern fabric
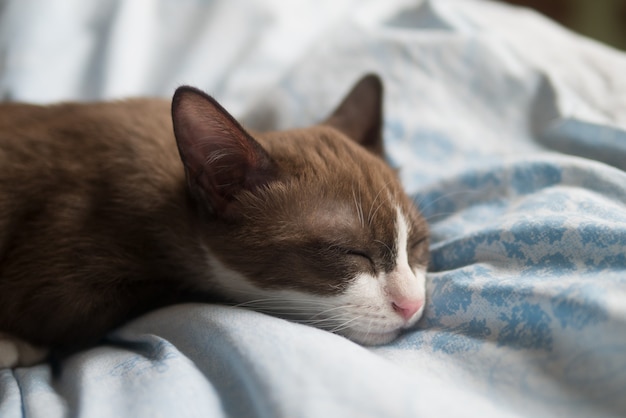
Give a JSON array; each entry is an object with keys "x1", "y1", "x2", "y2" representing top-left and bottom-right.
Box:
[{"x1": 1, "y1": 0, "x2": 626, "y2": 417}]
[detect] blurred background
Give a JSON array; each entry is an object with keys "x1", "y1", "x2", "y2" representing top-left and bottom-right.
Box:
[{"x1": 499, "y1": 0, "x2": 626, "y2": 50}]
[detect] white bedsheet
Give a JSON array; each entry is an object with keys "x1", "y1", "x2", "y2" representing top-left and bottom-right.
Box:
[{"x1": 1, "y1": 0, "x2": 626, "y2": 417}]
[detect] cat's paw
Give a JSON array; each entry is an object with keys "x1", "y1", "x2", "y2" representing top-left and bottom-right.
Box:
[{"x1": 0, "y1": 333, "x2": 48, "y2": 368}]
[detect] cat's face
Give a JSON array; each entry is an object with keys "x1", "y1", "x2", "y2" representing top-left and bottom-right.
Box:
[{"x1": 172, "y1": 75, "x2": 429, "y2": 345}]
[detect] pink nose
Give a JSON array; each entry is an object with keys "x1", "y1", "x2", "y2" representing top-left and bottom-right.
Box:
[{"x1": 392, "y1": 299, "x2": 423, "y2": 321}]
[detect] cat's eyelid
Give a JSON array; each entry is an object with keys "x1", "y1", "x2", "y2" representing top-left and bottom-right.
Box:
[
  {"x1": 343, "y1": 248, "x2": 377, "y2": 270},
  {"x1": 345, "y1": 248, "x2": 372, "y2": 259},
  {"x1": 324, "y1": 244, "x2": 373, "y2": 261}
]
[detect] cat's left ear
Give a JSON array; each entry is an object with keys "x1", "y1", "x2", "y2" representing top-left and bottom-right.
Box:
[
  {"x1": 324, "y1": 74, "x2": 384, "y2": 158},
  {"x1": 171, "y1": 86, "x2": 277, "y2": 217}
]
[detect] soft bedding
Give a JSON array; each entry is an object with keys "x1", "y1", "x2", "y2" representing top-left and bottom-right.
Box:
[{"x1": 1, "y1": 0, "x2": 626, "y2": 417}]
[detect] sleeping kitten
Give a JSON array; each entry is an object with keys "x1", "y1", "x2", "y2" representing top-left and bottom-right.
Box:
[{"x1": 0, "y1": 75, "x2": 429, "y2": 368}]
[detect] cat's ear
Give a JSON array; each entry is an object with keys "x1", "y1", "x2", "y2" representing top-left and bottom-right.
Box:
[
  {"x1": 324, "y1": 74, "x2": 384, "y2": 157},
  {"x1": 172, "y1": 86, "x2": 277, "y2": 216}
]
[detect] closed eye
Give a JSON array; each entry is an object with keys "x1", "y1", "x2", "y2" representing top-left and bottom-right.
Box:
[
  {"x1": 346, "y1": 249, "x2": 371, "y2": 260},
  {"x1": 344, "y1": 249, "x2": 376, "y2": 271}
]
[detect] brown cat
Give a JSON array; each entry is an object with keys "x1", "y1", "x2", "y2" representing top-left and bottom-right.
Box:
[{"x1": 0, "y1": 75, "x2": 429, "y2": 367}]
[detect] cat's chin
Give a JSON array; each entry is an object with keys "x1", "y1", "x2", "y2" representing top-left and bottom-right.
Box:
[{"x1": 340, "y1": 329, "x2": 402, "y2": 346}]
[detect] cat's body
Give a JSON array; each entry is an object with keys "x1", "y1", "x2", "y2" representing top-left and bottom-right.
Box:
[
  {"x1": 0, "y1": 75, "x2": 429, "y2": 368},
  {"x1": 0, "y1": 99, "x2": 204, "y2": 351}
]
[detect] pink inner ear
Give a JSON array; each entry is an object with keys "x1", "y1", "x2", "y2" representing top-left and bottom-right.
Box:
[{"x1": 171, "y1": 86, "x2": 276, "y2": 214}]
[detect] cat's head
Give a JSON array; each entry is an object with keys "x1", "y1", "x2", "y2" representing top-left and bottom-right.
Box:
[{"x1": 171, "y1": 75, "x2": 429, "y2": 345}]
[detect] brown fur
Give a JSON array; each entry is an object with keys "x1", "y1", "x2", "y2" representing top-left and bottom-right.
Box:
[
  {"x1": 207, "y1": 126, "x2": 428, "y2": 294},
  {"x1": 0, "y1": 99, "x2": 204, "y2": 347},
  {"x1": 0, "y1": 75, "x2": 429, "y2": 353}
]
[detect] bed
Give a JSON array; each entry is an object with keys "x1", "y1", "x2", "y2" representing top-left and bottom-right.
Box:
[{"x1": 1, "y1": 0, "x2": 626, "y2": 416}]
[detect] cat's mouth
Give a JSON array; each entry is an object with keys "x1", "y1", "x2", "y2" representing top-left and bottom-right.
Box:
[{"x1": 334, "y1": 306, "x2": 424, "y2": 346}]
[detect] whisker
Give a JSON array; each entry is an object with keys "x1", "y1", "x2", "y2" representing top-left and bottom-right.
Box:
[
  {"x1": 300, "y1": 313, "x2": 354, "y2": 326},
  {"x1": 237, "y1": 300, "x2": 361, "y2": 319},
  {"x1": 233, "y1": 297, "x2": 337, "y2": 307},
  {"x1": 374, "y1": 239, "x2": 393, "y2": 256},
  {"x1": 226, "y1": 293, "x2": 341, "y2": 308},
  {"x1": 233, "y1": 298, "x2": 368, "y2": 333},
  {"x1": 423, "y1": 211, "x2": 459, "y2": 223},
  {"x1": 352, "y1": 184, "x2": 365, "y2": 228},
  {"x1": 233, "y1": 305, "x2": 326, "y2": 313},
  {"x1": 413, "y1": 190, "x2": 479, "y2": 214},
  {"x1": 365, "y1": 315, "x2": 374, "y2": 341},
  {"x1": 367, "y1": 180, "x2": 394, "y2": 225},
  {"x1": 310, "y1": 304, "x2": 355, "y2": 319},
  {"x1": 329, "y1": 315, "x2": 363, "y2": 333},
  {"x1": 368, "y1": 199, "x2": 387, "y2": 226},
  {"x1": 232, "y1": 302, "x2": 339, "y2": 314}
]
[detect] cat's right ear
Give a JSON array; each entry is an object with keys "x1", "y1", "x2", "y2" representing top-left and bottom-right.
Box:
[
  {"x1": 171, "y1": 86, "x2": 277, "y2": 217},
  {"x1": 324, "y1": 74, "x2": 385, "y2": 158}
]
